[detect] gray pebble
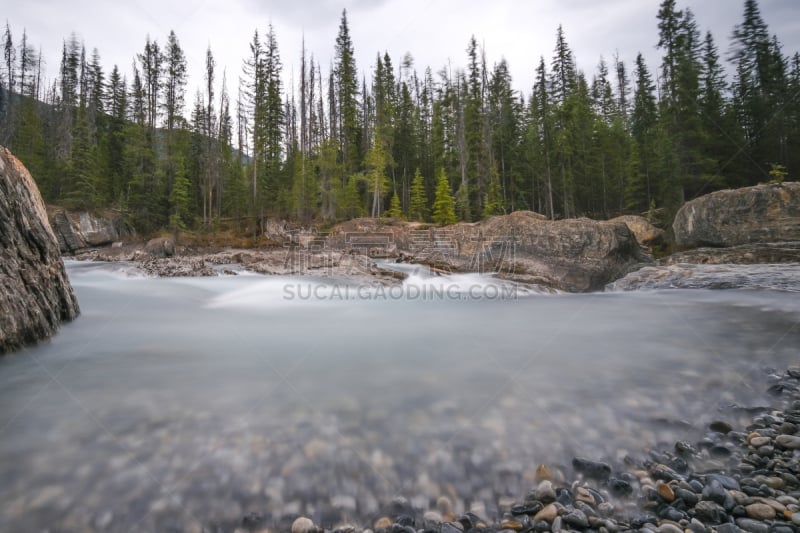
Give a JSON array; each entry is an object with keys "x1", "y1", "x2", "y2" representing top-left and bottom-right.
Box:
[
  {"x1": 562, "y1": 509, "x2": 589, "y2": 529},
  {"x1": 775, "y1": 435, "x2": 800, "y2": 450},
  {"x1": 735, "y1": 518, "x2": 769, "y2": 533}
]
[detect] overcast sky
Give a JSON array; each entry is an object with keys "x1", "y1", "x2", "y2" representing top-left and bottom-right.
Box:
[{"x1": 6, "y1": 0, "x2": 800, "y2": 107}]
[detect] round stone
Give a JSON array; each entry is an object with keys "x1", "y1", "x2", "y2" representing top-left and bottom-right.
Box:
[
  {"x1": 710, "y1": 420, "x2": 733, "y2": 433},
  {"x1": 533, "y1": 480, "x2": 556, "y2": 504},
  {"x1": 436, "y1": 496, "x2": 453, "y2": 515},
  {"x1": 423, "y1": 511, "x2": 443, "y2": 525},
  {"x1": 775, "y1": 435, "x2": 800, "y2": 450},
  {"x1": 292, "y1": 517, "x2": 316, "y2": 533},
  {"x1": 745, "y1": 503, "x2": 776, "y2": 520},
  {"x1": 657, "y1": 483, "x2": 675, "y2": 502},
  {"x1": 563, "y1": 510, "x2": 589, "y2": 529},
  {"x1": 500, "y1": 519, "x2": 524, "y2": 531},
  {"x1": 373, "y1": 517, "x2": 392, "y2": 530},
  {"x1": 533, "y1": 503, "x2": 558, "y2": 523}
]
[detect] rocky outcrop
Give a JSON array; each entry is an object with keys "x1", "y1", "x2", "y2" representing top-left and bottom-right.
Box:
[
  {"x1": 609, "y1": 215, "x2": 665, "y2": 249},
  {"x1": 0, "y1": 147, "x2": 80, "y2": 354},
  {"x1": 607, "y1": 263, "x2": 800, "y2": 292},
  {"x1": 673, "y1": 182, "x2": 800, "y2": 248},
  {"x1": 661, "y1": 242, "x2": 800, "y2": 265},
  {"x1": 445, "y1": 213, "x2": 652, "y2": 292},
  {"x1": 48, "y1": 206, "x2": 131, "y2": 254},
  {"x1": 144, "y1": 236, "x2": 176, "y2": 258},
  {"x1": 325, "y1": 212, "x2": 650, "y2": 292}
]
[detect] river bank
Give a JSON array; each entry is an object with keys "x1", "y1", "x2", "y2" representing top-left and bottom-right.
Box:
[
  {"x1": 2, "y1": 263, "x2": 800, "y2": 532},
  {"x1": 272, "y1": 366, "x2": 800, "y2": 533}
]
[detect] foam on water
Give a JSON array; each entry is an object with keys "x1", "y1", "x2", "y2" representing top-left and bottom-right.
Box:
[
  {"x1": 206, "y1": 277, "x2": 345, "y2": 308},
  {"x1": 65, "y1": 260, "x2": 148, "y2": 282}
]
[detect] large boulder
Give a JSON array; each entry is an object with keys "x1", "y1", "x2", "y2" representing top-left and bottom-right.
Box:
[
  {"x1": 445, "y1": 213, "x2": 652, "y2": 292},
  {"x1": 609, "y1": 215, "x2": 665, "y2": 248},
  {"x1": 0, "y1": 147, "x2": 80, "y2": 354},
  {"x1": 48, "y1": 207, "x2": 131, "y2": 254},
  {"x1": 327, "y1": 212, "x2": 650, "y2": 292},
  {"x1": 673, "y1": 182, "x2": 800, "y2": 248},
  {"x1": 144, "y1": 236, "x2": 176, "y2": 258}
]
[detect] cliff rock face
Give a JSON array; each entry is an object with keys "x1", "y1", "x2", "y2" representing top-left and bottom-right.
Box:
[
  {"x1": 48, "y1": 207, "x2": 131, "y2": 254},
  {"x1": 673, "y1": 182, "x2": 800, "y2": 248},
  {"x1": 328, "y1": 211, "x2": 651, "y2": 292},
  {"x1": 0, "y1": 147, "x2": 80, "y2": 354}
]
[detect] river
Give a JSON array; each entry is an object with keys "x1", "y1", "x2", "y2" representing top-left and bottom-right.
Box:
[{"x1": 1, "y1": 261, "x2": 799, "y2": 531}]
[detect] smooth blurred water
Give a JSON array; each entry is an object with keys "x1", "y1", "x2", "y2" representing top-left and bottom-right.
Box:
[{"x1": 1, "y1": 261, "x2": 799, "y2": 531}]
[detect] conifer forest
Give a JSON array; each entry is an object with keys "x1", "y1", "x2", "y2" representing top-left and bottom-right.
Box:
[{"x1": 0, "y1": 0, "x2": 797, "y2": 234}]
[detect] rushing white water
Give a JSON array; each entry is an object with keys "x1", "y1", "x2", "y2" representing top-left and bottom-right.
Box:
[{"x1": 1, "y1": 261, "x2": 799, "y2": 530}]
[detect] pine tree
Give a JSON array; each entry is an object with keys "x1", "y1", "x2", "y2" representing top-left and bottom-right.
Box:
[{"x1": 432, "y1": 168, "x2": 457, "y2": 226}]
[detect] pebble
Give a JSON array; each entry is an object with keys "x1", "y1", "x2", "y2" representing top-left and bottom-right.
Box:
[
  {"x1": 440, "y1": 522, "x2": 463, "y2": 533},
  {"x1": 511, "y1": 502, "x2": 543, "y2": 516},
  {"x1": 749, "y1": 436, "x2": 771, "y2": 447},
  {"x1": 535, "y1": 464, "x2": 552, "y2": 481},
  {"x1": 694, "y1": 501, "x2": 727, "y2": 524},
  {"x1": 373, "y1": 517, "x2": 392, "y2": 530},
  {"x1": 575, "y1": 486, "x2": 595, "y2": 505},
  {"x1": 562, "y1": 509, "x2": 589, "y2": 529},
  {"x1": 657, "y1": 482, "x2": 675, "y2": 502},
  {"x1": 437, "y1": 496, "x2": 453, "y2": 516},
  {"x1": 707, "y1": 474, "x2": 741, "y2": 491},
  {"x1": 423, "y1": 511, "x2": 443, "y2": 525},
  {"x1": 775, "y1": 435, "x2": 800, "y2": 450},
  {"x1": 745, "y1": 503, "x2": 776, "y2": 520},
  {"x1": 710, "y1": 420, "x2": 733, "y2": 433},
  {"x1": 292, "y1": 517, "x2": 316, "y2": 533},
  {"x1": 597, "y1": 502, "x2": 615, "y2": 516},
  {"x1": 675, "y1": 487, "x2": 699, "y2": 506},
  {"x1": 735, "y1": 518, "x2": 769, "y2": 533},
  {"x1": 533, "y1": 503, "x2": 558, "y2": 523},
  {"x1": 572, "y1": 457, "x2": 611, "y2": 480},
  {"x1": 705, "y1": 481, "x2": 730, "y2": 506},
  {"x1": 500, "y1": 519, "x2": 524, "y2": 531},
  {"x1": 533, "y1": 480, "x2": 556, "y2": 503},
  {"x1": 607, "y1": 477, "x2": 633, "y2": 497},
  {"x1": 657, "y1": 524, "x2": 683, "y2": 533}
]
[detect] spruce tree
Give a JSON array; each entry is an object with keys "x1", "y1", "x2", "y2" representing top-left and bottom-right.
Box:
[
  {"x1": 386, "y1": 190, "x2": 403, "y2": 219},
  {"x1": 408, "y1": 168, "x2": 429, "y2": 221},
  {"x1": 432, "y1": 168, "x2": 457, "y2": 226},
  {"x1": 335, "y1": 9, "x2": 360, "y2": 173},
  {"x1": 730, "y1": 0, "x2": 789, "y2": 180},
  {"x1": 628, "y1": 53, "x2": 658, "y2": 211}
]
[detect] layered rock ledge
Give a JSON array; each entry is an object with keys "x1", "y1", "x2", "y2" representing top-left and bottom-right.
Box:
[
  {"x1": 673, "y1": 182, "x2": 800, "y2": 248},
  {"x1": 0, "y1": 147, "x2": 79, "y2": 354}
]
